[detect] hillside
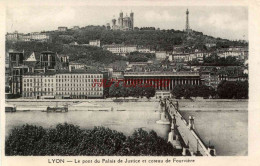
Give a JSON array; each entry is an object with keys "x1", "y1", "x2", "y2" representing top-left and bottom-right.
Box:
[
  {"x1": 6, "y1": 41, "x2": 127, "y2": 68},
  {"x1": 46, "y1": 26, "x2": 247, "y2": 51},
  {"x1": 6, "y1": 26, "x2": 248, "y2": 68}
]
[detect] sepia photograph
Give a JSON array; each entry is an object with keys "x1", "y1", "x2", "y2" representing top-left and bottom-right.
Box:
[{"x1": 4, "y1": 3, "x2": 249, "y2": 159}]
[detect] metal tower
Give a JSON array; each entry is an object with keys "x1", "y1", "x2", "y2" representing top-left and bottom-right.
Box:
[{"x1": 186, "y1": 9, "x2": 190, "y2": 32}]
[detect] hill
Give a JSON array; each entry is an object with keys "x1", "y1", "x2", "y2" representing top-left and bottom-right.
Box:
[
  {"x1": 6, "y1": 26, "x2": 248, "y2": 67},
  {"x1": 6, "y1": 41, "x2": 127, "y2": 68},
  {"x1": 46, "y1": 25, "x2": 247, "y2": 51}
]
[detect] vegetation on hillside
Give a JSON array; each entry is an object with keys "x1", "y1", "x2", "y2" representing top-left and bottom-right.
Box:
[
  {"x1": 6, "y1": 41, "x2": 126, "y2": 67},
  {"x1": 48, "y1": 26, "x2": 247, "y2": 51},
  {"x1": 6, "y1": 26, "x2": 247, "y2": 67},
  {"x1": 6, "y1": 123, "x2": 181, "y2": 156}
]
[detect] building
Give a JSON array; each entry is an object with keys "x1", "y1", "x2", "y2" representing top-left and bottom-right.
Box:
[
  {"x1": 30, "y1": 32, "x2": 50, "y2": 42},
  {"x1": 7, "y1": 50, "x2": 29, "y2": 96},
  {"x1": 89, "y1": 40, "x2": 101, "y2": 47},
  {"x1": 155, "y1": 51, "x2": 168, "y2": 60},
  {"x1": 137, "y1": 46, "x2": 151, "y2": 53},
  {"x1": 111, "y1": 11, "x2": 134, "y2": 30},
  {"x1": 124, "y1": 71, "x2": 201, "y2": 91},
  {"x1": 19, "y1": 34, "x2": 31, "y2": 42},
  {"x1": 58, "y1": 27, "x2": 68, "y2": 32},
  {"x1": 5, "y1": 53, "x2": 10, "y2": 93},
  {"x1": 39, "y1": 51, "x2": 56, "y2": 71},
  {"x1": 6, "y1": 31, "x2": 50, "y2": 42},
  {"x1": 72, "y1": 26, "x2": 80, "y2": 30},
  {"x1": 205, "y1": 43, "x2": 216, "y2": 48},
  {"x1": 171, "y1": 53, "x2": 189, "y2": 62},
  {"x1": 56, "y1": 54, "x2": 70, "y2": 70},
  {"x1": 22, "y1": 71, "x2": 104, "y2": 99},
  {"x1": 69, "y1": 62, "x2": 86, "y2": 71},
  {"x1": 200, "y1": 70, "x2": 220, "y2": 89},
  {"x1": 103, "y1": 44, "x2": 137, "y2": 55},
  {"x1": 22, "y1": 73, "x2": 56, "y2": 98},
  {"x1": 217, "y1": 48, "x2": 247, "y2": 60},
  {"x1": 6, "y1": 31, "x2": 19, "y2": 41}
]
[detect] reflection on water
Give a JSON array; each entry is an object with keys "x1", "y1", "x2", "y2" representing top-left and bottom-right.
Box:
[{"x1": 5, "y1": 101, "x2": 248, "y2": 156}]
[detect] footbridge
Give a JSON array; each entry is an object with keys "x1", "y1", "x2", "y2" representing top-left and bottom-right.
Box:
[{"x1": 156, "y1": 98, "x2": 216, "y2": 156}]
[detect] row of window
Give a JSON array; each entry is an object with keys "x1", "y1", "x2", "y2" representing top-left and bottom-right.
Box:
[
  {"x1": 56, "y1": 88, "x2": 102, "y2": 91},
  {"x1": 56, "y1": 92, "x2": 103, "y2": 95},
  {"x1": 56, "y1": 79, "x2": 102, "y2": 82},
  {"x1": 56, "y1": 75, "x2": 102, "y2": 78}
]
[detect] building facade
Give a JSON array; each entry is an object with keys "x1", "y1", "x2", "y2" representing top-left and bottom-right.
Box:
[
  {"x1": 103, "y1": 44, "x2": 137, "y2": 55},
  {"x1": 58, "y1": 27, "x2": 68, "y2": 32},
  {"x1": 124, "y1": 71, "x2": 201, "y2": 91},
  {"x1": 89, "y1": 40, "x2": 101, "y2": 47},
  {"x1": 22, "y1": 72, "x2": 104, "y2": 99},
  {"x1": 6, "y1": 31, "x2": 50, "y2": 42}
]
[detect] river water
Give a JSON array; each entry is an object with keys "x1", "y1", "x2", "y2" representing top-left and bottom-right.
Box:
[{"x1": 5, "y1": 100, "x2": 248, "y2": 156}]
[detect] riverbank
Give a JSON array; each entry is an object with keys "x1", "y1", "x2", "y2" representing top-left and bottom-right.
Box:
[
  {"x1": 6, "y1": 98, "x2": 248, "y2": 103},
  {"x1": 6, "y1": 98, "x2": 248, "y2": 112}
]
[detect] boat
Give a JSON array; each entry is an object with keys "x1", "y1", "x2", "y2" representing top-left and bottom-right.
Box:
[
  {"x1": 5, "y1": 104, "x2": 16, "y2": 112},
  {"x1": 117, "y1": 109, "x2": 126, "y2": 111},
  {"x1": 44, "y1": 103, "x2": 68, "y2": 113}
]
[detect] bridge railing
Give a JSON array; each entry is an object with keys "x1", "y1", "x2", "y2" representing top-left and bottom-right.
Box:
[{"x1": 166, "y1": 99, "x2": 214, "y2": 156}]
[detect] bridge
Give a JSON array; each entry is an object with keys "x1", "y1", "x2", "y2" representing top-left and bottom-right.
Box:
[{"x1": 157, "y1": 98, "x2": 216, "y2": 156}]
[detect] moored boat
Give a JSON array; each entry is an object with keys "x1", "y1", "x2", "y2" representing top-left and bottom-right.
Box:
[{"x1": 5, "y1": 104, "x2": 16, "y2": 112}]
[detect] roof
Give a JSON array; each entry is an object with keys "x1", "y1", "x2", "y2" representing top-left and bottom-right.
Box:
[
  {"x1": 25, "y1": 52, "x2": 37, "y2": 61},
  {"x1": 23, "y1": 69, "x2": 103, "y2": 76},
  {"x1": 103, "y1": 44, "x2": 137, "y2": 48}
]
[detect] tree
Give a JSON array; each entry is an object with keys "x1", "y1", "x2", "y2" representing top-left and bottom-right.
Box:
[
  {"x1": 6, "y1": 123, "x2": 181, "y2": 156},
  {"x1": 172, "y1": 85, "x2": 184, "y2": 99},
  {"x1": 217, "y1": 81, "x2": 237, "y2": 99}
]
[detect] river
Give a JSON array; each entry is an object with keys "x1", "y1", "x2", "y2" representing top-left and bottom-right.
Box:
[{"x1": 5, "y1": 100, "x2": 248, "y2": 156}]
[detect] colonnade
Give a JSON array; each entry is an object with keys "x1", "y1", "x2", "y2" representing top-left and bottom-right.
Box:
[{"x1": 124, "y1": 77, "x2": 201, "y2": 90}]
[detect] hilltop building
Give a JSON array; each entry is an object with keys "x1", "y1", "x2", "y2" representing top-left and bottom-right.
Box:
[
  {"x1": 111, "y1": 11, "x2": 134, "y2": 30},
  {"x1": 89, "y1": 40, "x2": 101, "y2": 47},
  {"x1": 58, "y1": 27, "x2": 68, "y2": 32},
  {"x1": 6, "y1": 31, "x2": 50, "y2": 42},
  {"x1": 103, "y1": 44, "x2": 137, "y2": 56},
  {"x1": 72, "y1": 26, "x2": 80, "y2": 30}
]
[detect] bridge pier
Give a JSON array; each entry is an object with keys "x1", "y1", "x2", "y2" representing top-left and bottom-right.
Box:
[
  {"x1": 188, "y1": 116, "x2": 195, "y2": 130},
  {"x1": 168, "y1": 115, "x2": 182, "y2": 149},
  {"x1": 156, "y1": 99, "x2": 170, "y2": 125},
  {"x1": 182, "y1": 146, "x2": 189, "y2": 156},
  {"x1": 207, "y1": 144, "x2": 217, "y2": 156}
]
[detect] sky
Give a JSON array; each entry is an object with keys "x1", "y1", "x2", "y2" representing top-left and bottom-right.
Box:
[{"x1": 6, "y1": 6, "x2": 248, "y2": 41}]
